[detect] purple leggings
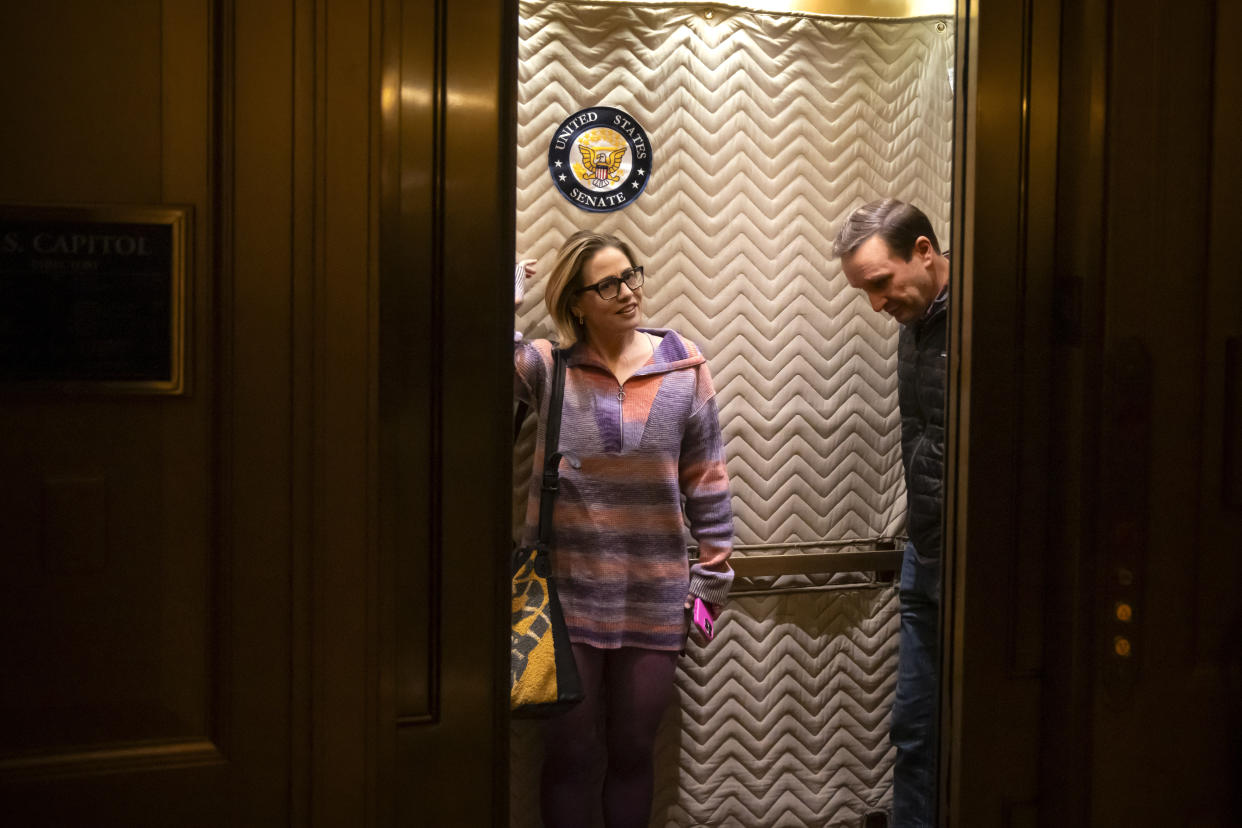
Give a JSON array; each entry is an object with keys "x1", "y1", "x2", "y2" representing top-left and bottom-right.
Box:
[{"x1": 540, "y1": 643, "x2": 680, "y2": 828}]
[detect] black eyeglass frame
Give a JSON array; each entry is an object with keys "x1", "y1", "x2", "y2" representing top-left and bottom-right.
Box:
[{"x1": 574, "y1": 266, "x2": 645, "y2": 300}]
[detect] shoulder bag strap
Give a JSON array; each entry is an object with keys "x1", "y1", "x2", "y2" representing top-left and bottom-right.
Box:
[
  {"x1": 535, "y1": 349, "x2": 566, "y2": 548},
  {"x1": 513, "y1": 401, "x2": 529, "y2": 440}
]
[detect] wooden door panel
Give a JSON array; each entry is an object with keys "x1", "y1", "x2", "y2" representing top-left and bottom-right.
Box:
[
  {"x1": 1090, "y1": 1, "x2": 1242, "y2": 824},
  {"x1": 951, "y1": 0, "x2": 1242, "y2": 825},
  {"x1": 0, "y1": 0, "x2": 219, "y2": 783},
  {"x1": 0, "y1": 0, "x2": 522, "y2": 824},
  {"x1": 381, "y1": 1, "x2": 515, "y2": 825},
  {"x1": 0, "y1": 1, "x2": 291, "y2": 823}
]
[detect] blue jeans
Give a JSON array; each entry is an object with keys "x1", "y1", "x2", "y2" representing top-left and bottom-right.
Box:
[{"x1": 891, "y1": 541, "x2": 940, "y2": 828}]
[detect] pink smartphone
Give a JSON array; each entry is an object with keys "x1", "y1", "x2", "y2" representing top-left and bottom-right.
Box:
[{"x1": 691, "y1": 598, "x2": 719, "y2": 641}]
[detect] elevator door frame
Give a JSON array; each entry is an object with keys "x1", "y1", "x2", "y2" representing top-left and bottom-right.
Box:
[{"x1": 389, "y1": 0, "x2": 1242, "y2": 825}]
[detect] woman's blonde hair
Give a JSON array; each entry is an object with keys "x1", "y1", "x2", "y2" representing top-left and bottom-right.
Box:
[{"x1": 543, "y1": 230, "x2": 637, "y2": 347}]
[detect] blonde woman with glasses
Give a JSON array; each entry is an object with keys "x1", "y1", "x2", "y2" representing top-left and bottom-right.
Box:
[{"x1": 514, "y1": 230, "x2": 734, "y2": 828}]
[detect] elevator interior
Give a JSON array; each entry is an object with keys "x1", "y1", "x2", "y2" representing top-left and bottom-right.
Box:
[{"x1": 510, "y1": 2, "x2": 953, "y2": 824}]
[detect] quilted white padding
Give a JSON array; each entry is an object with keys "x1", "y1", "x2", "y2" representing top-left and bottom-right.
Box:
[
  {"x1": 655, "y1": 589, "x2": 900, "y2": 826},
  {"x1": 512, "y1": 3, "x2": 953, "y2": 825},
  {"x1": 511, "y1": 588, "x2": 900, "y2": 827},
  {"x1": 515, "y1": 2, "x2": 953, "y2": 547}
]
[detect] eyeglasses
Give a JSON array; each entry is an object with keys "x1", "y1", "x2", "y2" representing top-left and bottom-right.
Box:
[{"x1": 575, "y1": 266, "x2": 645, "y2": 300}]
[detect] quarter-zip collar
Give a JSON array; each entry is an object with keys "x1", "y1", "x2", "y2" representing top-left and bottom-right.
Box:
[{"x1": 565, "y1": 328, "x2": 706, "y2": 379}]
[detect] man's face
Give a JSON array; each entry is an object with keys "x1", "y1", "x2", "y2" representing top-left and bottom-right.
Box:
[{"x1": 840, "y1": 234, "x2": 939, "y2": 325}]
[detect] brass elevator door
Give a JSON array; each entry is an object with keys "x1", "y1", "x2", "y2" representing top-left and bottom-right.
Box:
[
  {"x1": 944, "y1": 0, "x2": 1242, "y2": 824},
  {"x1": 0, "y1": 0, "x2": 518, "y2": 822}
]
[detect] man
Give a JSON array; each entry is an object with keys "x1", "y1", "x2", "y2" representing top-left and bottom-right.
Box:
[{"x1": 832, "y1": 199, "x2": 949, "y2": 828}]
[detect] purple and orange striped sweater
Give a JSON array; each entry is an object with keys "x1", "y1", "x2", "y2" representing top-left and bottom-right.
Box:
[{"x1": 515, "y1": 328, "x2": 734, "y2": 652}]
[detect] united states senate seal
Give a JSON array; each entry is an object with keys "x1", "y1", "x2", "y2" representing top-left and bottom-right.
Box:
[{"x1": 547, "y1": 106, "x2": 652, "y2": 213}]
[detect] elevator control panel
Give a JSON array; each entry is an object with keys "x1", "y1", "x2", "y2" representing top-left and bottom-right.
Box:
[{"x1": 1101, "y1": 339, "x2": 1152, "y2": 704}]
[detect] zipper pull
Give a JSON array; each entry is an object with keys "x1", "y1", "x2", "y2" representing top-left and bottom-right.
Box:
[{"x1": 617, "y1": 385, "x2": 625, "y2": 402}]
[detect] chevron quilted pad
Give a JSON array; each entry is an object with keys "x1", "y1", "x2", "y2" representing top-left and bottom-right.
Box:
[
  {"x1": 510, "y1": 587, "x2": 900, "y2": 827},
  {"x1": 512, "y1": 2, "x2": 953, "y2": 825}
]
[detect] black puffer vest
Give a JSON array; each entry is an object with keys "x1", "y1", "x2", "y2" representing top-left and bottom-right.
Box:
[{"x1": 897, "y1": 292, "x2": 948, "y2": 560}]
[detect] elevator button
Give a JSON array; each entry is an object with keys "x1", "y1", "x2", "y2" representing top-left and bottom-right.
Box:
[
  {"x1": 1113, "y1": 636, "x2": 1132, "y2": 657},
  {"x1": 1115, "y1": 602, "x2": 1133, "y2": 623}
]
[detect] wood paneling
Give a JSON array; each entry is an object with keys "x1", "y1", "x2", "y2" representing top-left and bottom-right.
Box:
[
  {"x1": 1087, "y1": 0, "x2": 1235, "y2": 823},
  {"x1": 942, "y1": 0, "x2": 1058, "y2": 821},
  {"x1": 0, "y1": 0, "x2": 388, "y2": 823},
  {"x1": 226, "y1": 0, "x2": 296, "y2": 822},
  {"x1": 382, "y1": 1, "x2": 515, "y2": 825},
  {"x1": 0, "y1": 0, "x2": 214, "y2": 783},
  {"x1": 1, "y1": 0, "x2": 507, "y2": 822},
  {"x1": 385, "y1": 0, "x2": 439, "y2": 723},
  {"x1": 952, "y1": 0, "x2": 1242, "y2": 824},
  {"x1": 0, "y1": 2, "x2": 164, "y2": 202},
  {"x1": 311, "y1": 0, "x2": 382, "y2": 822},
  {"x1": 0, "y1": 1, "x2": 228, "y2": 824},
  {"x1": 1201, "y1": 1, "x2": 1242, "y2": 665}
]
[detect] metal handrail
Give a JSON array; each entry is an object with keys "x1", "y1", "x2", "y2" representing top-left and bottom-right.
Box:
[
  {"x1": 732, "y1": 548, "x2": 901, "y2": 578},
  {"x1": 691, "y1": 536, "x2": 902, "y2": 577}
]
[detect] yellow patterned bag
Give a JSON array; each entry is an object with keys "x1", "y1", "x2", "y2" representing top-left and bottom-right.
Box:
[
  {"x1": 510, "y1": 545, "x2": 582, "y2": 715},
  {"x1": 510, "y1": 348, "x2": 582, "y2": 717}
]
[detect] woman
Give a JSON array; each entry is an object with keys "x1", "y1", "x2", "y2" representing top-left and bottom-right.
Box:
[{"x1": 514, "y1": 231, "x2": 734, "y2": 827}]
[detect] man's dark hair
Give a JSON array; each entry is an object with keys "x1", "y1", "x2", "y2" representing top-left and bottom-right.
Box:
[{"x1": 831, "y1": 199, "x2": 941, "y2": 260}]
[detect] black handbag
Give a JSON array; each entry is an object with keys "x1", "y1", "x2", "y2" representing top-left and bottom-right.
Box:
[{"x1": 510, "y1": 349, "x2": 584, "y2": 717}]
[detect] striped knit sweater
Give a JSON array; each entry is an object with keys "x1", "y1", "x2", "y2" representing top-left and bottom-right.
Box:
[{"x1": 515, "y1": 328, "x2": 734, "y2": 652}]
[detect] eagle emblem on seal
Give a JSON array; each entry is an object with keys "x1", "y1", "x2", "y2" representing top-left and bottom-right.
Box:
[
  {"x1": 547, "y1": 106, "x2": 651, "y2": 212},
  {"x1": 578, "y1": 143, "x2": 627, "y2": 188}
]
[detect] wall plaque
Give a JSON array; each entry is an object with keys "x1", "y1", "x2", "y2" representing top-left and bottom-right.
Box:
[
  {"x1": 0, "y1": 205, "x2": 188, "y2": 394},
  {"x1": 547, "y1": 106, "x2": 652, "y2": 213}
]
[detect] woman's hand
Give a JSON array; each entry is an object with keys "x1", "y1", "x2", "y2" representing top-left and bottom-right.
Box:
[{"x1": 514, "y1": 258, "x2": 537, "y2": 308}]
